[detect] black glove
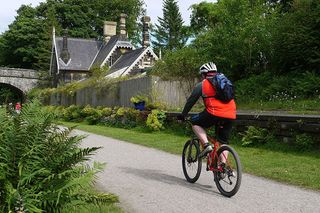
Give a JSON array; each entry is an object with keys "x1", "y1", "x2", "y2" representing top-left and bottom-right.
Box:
[{"x1": 177, "y1": 114, "x2": 185, "y2": 121}]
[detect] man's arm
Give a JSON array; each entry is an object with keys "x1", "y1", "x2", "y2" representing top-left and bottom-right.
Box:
[{"x1": 181, "y1": 82, "x2": 202, "y2": 117}]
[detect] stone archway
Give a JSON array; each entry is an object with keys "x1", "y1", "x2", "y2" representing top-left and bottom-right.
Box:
[
  {"x1": 0, "y1": 67, "x2": 39, "y2": 94},
  {"x1": 0, "y1": 83, "x2": 25, "y2": 105}
]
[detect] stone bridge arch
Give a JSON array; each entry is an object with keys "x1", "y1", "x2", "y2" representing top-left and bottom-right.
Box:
[
  {"x1": 0, "y1": 67, "x2": 39, "y2": 94},
  {"x1": 0, "y1": 82, "x2": 25, "y2": 102}
]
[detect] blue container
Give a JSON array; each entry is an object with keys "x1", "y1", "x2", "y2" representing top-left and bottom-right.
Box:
[{"x1": 134, "y1": 101, "x2": 145, "y2": 111}]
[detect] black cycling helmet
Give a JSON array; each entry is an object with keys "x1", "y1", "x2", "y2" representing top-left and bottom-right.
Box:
[{"x1": 199, "y1": 62, "x2": 217, "y2": 74}]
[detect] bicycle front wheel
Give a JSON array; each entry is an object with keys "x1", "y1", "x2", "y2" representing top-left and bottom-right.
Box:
[
  {"x1": 182, "y1": 139, "x2": 202, "y2": 183},
  {"x1": 214, "y1": 145, "x2": 242, "y2": 197}
]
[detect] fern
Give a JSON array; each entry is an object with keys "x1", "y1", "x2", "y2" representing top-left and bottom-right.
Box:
[{"x1": 0, "y1": 100, "x2": 117, "y2": 212}]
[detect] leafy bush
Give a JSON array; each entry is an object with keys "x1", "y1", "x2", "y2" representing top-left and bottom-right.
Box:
[
  {"x1": 235, "y1": 72, "x2": 272, "y2": 102},
  {"x1": 292, "y1": 72, "x2": 320, "y2": 98},
  {"x1": 101, "y1": 107, "x2": 113, "y2": 117},
  {"x1": 62, "y1": 105, "x2": 83, "y2": 121},
  {"x1": 240, "y1": 126, "x2": 272, "y2": 146},
  {"x1": 236, "y1": 71, "x2": 320, "y2": 103},
  {"x1": 43, "y1": 105, "x2": 65, "y2": 120},
  {"x1": 101, "y1": 107, "x2": 140, "y2": 128},
  {"x1": 0, "y1": 100, "x2": 117, "y2": 212},
  {"x1": 294, "y1": 133, "x2": 314, "y2": 150},
  {"x1": 146, "y1": 101, "x2": 167, "y2": 111},
  {"x1": 151, "y1": 47, "x2": 204, "y2": 81},
  {"x1": 130, "y1": 95, "x2": 148, "y2": 104},
  {"x1": 146, "y1": 110, "x2": 166, "y2": 131},
  {"x1": 81, "y1": 106, "x2": 102, "y2": 125}
]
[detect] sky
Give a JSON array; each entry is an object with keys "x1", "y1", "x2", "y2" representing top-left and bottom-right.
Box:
[{"x1": 0, "y1": 0, "x2": 216, "y2": 33}]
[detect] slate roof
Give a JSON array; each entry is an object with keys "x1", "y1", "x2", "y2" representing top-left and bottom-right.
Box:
[
  {"x1": 53, "y1": 35, "x2": 155, "y2": 76},
  {"x1": 108, "y1": 47, "x2": 146, "y2": 74},
  {"x1": 91, "y1": 35, "x2": 134, "y2": 68},
  {"x1": 55, "y1": 37, "x2": 102, "y2": 71}
]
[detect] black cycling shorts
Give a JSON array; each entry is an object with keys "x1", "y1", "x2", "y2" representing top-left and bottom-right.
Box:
[{"x1": 191, "y1": 110, "x2": 233, "y2": 144}]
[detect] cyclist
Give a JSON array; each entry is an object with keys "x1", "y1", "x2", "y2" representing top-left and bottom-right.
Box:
[{"x1": 177, "y1": 62, "x2": 236, "y2": 157}]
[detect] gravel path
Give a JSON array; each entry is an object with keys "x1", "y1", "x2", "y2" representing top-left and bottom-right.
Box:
[{"x1": 76, "y1": 129, "x2": 320, "y2": 213}]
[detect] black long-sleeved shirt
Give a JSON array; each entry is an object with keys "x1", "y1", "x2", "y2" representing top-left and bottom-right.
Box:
[{"x1": 182, "y1": 81, "x2": 203, "y2": 116}]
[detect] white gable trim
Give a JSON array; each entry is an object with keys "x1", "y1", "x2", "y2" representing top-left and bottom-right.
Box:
[
  {"x1": 88, "y1": 42, "x2": 104, "y2": 70},
  {"x1": 53, "y1": 37, "x2": 60, "y2": 74},
  {"x1": 120, "y1": 47, "x2": 158, "y2": 76},
  {"x1": 49, "y1": 39, "x2": 55, "y2": 75},
  {"x1": 100, "y1": 42, "x2": 135, "y2": 68},
  {"x1": 58, "y1": 57, "x2": 72, "y2": 66},
  {"x1": 100, "y1": 44, "x2": 118, "y2": 68}
]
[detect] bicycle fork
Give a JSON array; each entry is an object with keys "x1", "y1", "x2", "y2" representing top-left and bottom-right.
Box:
[{"x1": 187, "y1": 139, "x2": 197, "y2": 164}]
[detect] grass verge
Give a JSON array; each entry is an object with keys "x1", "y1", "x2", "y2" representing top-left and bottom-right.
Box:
[
  {"x1": 237, "y1": 99, "x2": 320, "y2": 114},
  {"x1": 61, "y1": 121, "x2": 320, "y2": 191},
  {"x1": 63, "y1": 204, "x2": 123, "y2": 213}
]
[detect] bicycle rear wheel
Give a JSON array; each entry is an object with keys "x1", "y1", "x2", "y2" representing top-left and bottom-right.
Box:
[
  {"x1": 214, "y1": 145, "x2": 242, "y2": 197},
  {"x1": 182, "y1": 139, "x2": 202, "y2": 183}
]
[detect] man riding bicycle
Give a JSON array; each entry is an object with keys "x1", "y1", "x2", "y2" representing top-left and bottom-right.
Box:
[{"x1": 178, "y1": 62, "x2": 236, "y2": 157}]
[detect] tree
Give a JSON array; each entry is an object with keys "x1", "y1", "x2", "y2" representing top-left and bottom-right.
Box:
[
  {"x1": 152, "y1": 0, "x2": 188, "y2": 54},
  {"x1": 151, "y1": 47, "x2": 205, "y2": 93},
  {"x1": 0, "y1": 5, "x2": 46, "y2": 69},
  {"x1": 272, "y1": 0, "x2": 320, "y2": 73},
  {"x1": 190, "y1": 2, "x2": 218, "y2": 34},
  {"x1": 266, "y1": 0, "x2": 294, "y2": 12},
  {"x1": 190, "y1": 0, "x2": 275, "y2": 80}
]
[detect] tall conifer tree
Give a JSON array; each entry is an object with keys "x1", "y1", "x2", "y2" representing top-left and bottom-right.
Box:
[{"x1": 153, "y1": 0, "x2": 188, "y2": 53}]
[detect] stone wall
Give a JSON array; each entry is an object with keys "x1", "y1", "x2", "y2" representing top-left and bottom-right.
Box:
[{"x1": 166, "y1": 112, "x2": 320, "y2": 146}]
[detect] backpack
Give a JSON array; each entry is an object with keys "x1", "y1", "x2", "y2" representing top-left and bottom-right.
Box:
[{"x1": 207, "y1": 73, "x2": 234, "y2": 103}]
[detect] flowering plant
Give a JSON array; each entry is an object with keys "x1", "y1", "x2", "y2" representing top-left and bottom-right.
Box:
[{"x1": 130, "y1": 95, "x2": 148, "y2": 104}]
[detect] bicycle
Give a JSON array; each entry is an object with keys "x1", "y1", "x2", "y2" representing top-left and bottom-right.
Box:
[{"x1": 182, "y1": 121, "x2": 242, "y2": 197}]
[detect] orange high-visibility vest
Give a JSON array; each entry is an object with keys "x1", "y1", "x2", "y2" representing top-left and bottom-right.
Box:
[{"x1": 202, "y1": 79, "x2": 236, "y2": 119}]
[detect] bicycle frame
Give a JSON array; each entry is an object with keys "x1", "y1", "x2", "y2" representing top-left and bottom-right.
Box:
[
  {"x1": 182, "y1": 123, "x2": 242, "y2": 197},
  {"x1": 206, "y1": 136, "x2": 230, "y2": 172}
]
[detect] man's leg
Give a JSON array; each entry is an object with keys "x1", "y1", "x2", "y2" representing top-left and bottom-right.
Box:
[
  {"x1": 192, "y1": 124, "x2": 208, "y2": 147},
  {"x1": 191, "y1": 111, "x2": 216, "y2": 156},
  {"x1": 217, "y1": 119, "x2": 233, "y2": 164},
  {"x1": 192, "y1": 124, "x2": 213, "y2": 157}
]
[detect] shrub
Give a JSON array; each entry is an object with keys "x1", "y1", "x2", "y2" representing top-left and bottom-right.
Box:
[
  {"x1": 240, "y1": 126, "x2": 272, "y2": 147},
  {"x1": 130, "y1": 95, "x2": 148, "y2": 104},
  {"x1": 101, "y1": 107, "x2": 113, "y2": 117},
  {"x1": 292, "y1": 72, "x2": 320, "y2": 98},
  {"x1": 0, "y1": 100, "x2": 117, "y2": 212},
  {"x1": 294, "y1": 133, "x2": 314, "y2": 151},
  {"x1": 101, "y1": 107, "x2": 140, "y2": 128},
  {"x1": 146, "y1": 110, "x2": 166, "y2": 131},
  {"x1": 118, "y1": 108, "x2": 140, "y2": 128},
  {"x1": 62, "y1": 105, "x2": 83, "y2": 121},
  {"x1": 236, "y1": 71, "x2": 320, "y2": 103},
  {"x1": 81, "y1": 106, "x2": 102, "y2": 125},
  {"x1": 146, "y1": 101, "x2": 167, "y2": 111}
]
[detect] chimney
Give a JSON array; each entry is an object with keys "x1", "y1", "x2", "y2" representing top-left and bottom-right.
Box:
[
  {"x1": 119, "y1": 13, "x2": 127, "y2": 38},
  {"x1": 60, "y1": 29, "x2": 70, "y2": 64},
  {"x1": 103, "y1": 21, "x2": 117, "y2": 43},
  {"x1": 142, "y1": 16, "x2": 151, "y2": 48}
]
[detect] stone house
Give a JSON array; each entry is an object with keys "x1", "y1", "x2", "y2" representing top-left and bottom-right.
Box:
[{"x1": 49, "y1": 14, "x2": 158, "y2": 86}]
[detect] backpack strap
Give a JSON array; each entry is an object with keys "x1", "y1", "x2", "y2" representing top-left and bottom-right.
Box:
[{"x1": 202, "y1": 79, "x2": 216, "y2": 99}]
